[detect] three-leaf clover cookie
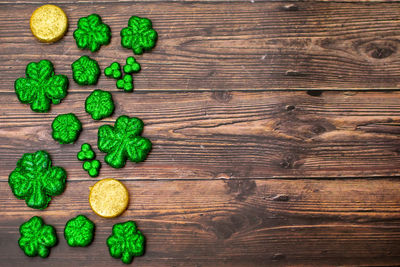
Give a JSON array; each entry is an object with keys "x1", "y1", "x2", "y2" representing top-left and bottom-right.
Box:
[
  {"x1": 116, "y1": 74, "x2": 133, "y2": 92},
  {"x1": 123, "y1": 57, "x2": 141, "y2": 74},
  {"x1": 64, "y1": 215, "x2": 95, "y2": 247},
  {"x1": 74, "y1": 14, "x2": 111, "y2": 52},
  {"x1": 77, "y1": 143, "x2": 95, "y2": 161},
  {"x1": 121, "y1": 16, "x2": 158, "y2": 55},
  {"x1": 104, "y1": 62, "x2": 122, "y2": 79},
  {"x1": 85, "y1": 89, "x2": 115, "y2": 120},
  {"x1": 72, "y1": 56, "x2": 100, "y2": 85},
  {"x1": 15, "y1": 59, "x2": 68, "y2": 112},
  {"x1": 107, "y1": 221, "x2": 145, "y2": 264},
  {"x1": 19, "y1": 216, "x2": 57, "y2": 258},
  {"x1": 9, "y1": 150, "x2": 66, "y2": 209},
  {"x1": 83, "y1": 160, "x2": 101, "y2": 177},
  {"x1": 98, "y1": 115, "x2": 152, "y2": 168},
  {"x1": 52, "y1": 113, "x2": 82, "y2": 144}
]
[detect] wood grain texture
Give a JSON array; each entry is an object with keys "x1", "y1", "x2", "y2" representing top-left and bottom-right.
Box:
[{"x1": 3, "y1": 2, "x2": 400, "y2": 91}]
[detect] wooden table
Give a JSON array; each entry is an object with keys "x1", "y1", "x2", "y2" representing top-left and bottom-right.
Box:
[{"x1": 1, "y1": 0, "x2": 400, "y2": 266}]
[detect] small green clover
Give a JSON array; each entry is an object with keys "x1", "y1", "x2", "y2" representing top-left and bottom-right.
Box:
[
  {"x1": 123, "y1": 57, "x2": 141, "y2": 74},
  {"x1": 64, "y1": 215, "x2": 95, "y2": 247},
  {"x1": 77, "y1": 143, "x2": 95, "y2": 161},
  {"x1": 105, "y1": 62, "x2": 122, "y2": 79},
  {"x1": 107, "y1": 221, "x2": 145, "y2": 264},
  {"x1": 19, "y1": 216, "x2": 57, "y2": 258},
  {"x1": 121, "y1": 16, "x2": 158, "y2": 55},
  {"x1": 116, "y1": 75, "x2": 133, "y2": 92},
  {"x1": 98, "y1": 115, "x2": 152, "y2": 168},
  {"x1": 52, "y1": 113, "x2": 82, "y2": 144},
  {"x1": 83, "y1": 160, "x2": 101, "y2": 177},
  {"x1": 9, "y1": 150, "x2": 66, "y2": 209},
  {"x1": 85, "y1": 89, "x2": 115, "y2": 120},
  {"x1": 15, "y1": 59, "x2": 68, "y2": 112},
  {"x1": 72, "y1": 56, "x2": 100, "y2": 86},
  {"x1": 74, "y1": 14, "x2": 111, "y2": 52}
]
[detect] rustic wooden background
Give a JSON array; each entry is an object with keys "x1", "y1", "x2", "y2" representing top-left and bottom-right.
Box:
[{"x1": 2, "y1": 0, "x2": 400, "y2": 266}]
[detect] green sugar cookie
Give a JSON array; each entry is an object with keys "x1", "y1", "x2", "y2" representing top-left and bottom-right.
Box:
[
  {"x1": 83, "y1": 160, "x2": 101, "y2": 177},
  {"x1": 52, "y1": 113, "x2": 82, "y2": 144},
  {"x1": 121, "y1": 16, "x2": 157, "y2": 55},
  {"x1": 64, "y1": 215, "x2": 95, "y2": 247},
  {"x1": 104, "y1": 62, "x2": 122, "y2": 79},
  {"x1": 123, "y1": 57, "x2": 141, "y2": 74},
  {"x1": 77, "y1": 143, "x2": 95, "y2": 161},
  {"x1": 98, "y1": 115, "x2": 152, "y2": 168},
  {"x1": 15, "y1": 60, "x2": 68, "y2": 113},
  {"x1": 107, "y1": 221, "x2": 145, "y2": 264},
  {"x1": 74, "y1": 14, "x2": 111, "y2": 52},
  {"x1": 116, "y1": 74, "x2": 133, "y2": 92},
  {"x1": 85, "y1": 89, "x2": 115, "y2": 120},
  {"x1": 19, "y1": 216, "x2": 57, "y2": 258},
  {"x1": 9, "y1": 150, "x2": 66, "y2": 210},
  {"x1": 71, "y1": 55, "x2": 100, "y2": 85}
]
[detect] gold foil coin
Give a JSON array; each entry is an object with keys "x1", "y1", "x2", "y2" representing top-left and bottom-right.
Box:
[
  {"x1": 30, "y1": 4, "x2": 68, "y2": 43},
  {"x1": 89, "y1": 178, "x2": 129, "y2": 218}
]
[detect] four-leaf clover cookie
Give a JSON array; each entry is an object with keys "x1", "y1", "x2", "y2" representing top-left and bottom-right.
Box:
[
  {"x1": 107, "y1": 221, "x2": 145, "y2": 264},
  {"x1": 72, "y1": 56, "x2": 100, "y2": 85},
  {"x1": 52, "y1": 113, "x2": 82, "y2": 144},
  {"x1": 64, "y1": 215, "x2": 95, "y2": 247},
  {"x1": 15, "y1": 59, "x2": 68, "y2": 112},
  {"x1": 74, "y1": 14, "x2": 111, "y2": 52},
  {"x1": 9, "y1": 150, "x2": 66, "y2": 209},
  {"x1": 19, "y1": 216, "x2": 57, "y2": 258},
  {"x1": 98, "y1": 115, "x2": 152, "y2": 168},
  {"x1": 85, "y1": 89, "x2": 115, "y2": 120},
  {"x1": 121, "y1": 16, "x2": 158, "y2": 55}
]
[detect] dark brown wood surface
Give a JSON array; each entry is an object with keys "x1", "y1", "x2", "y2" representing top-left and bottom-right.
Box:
[{"x1": 1, "y1": 1, "x2": 400, "y2": 266}]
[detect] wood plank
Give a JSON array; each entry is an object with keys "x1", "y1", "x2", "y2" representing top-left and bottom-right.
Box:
[
  {"x1": 1, "y1": 91, "x2": 400, "y2": 180},
  {"x1": 1, "y1": 179, "x2": 400, "y2": 266},
  {"x1": 2, "y1": 2, "x2": 400, "y2": 91}
]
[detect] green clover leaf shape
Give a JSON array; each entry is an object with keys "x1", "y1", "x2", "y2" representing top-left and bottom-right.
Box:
[
  {"x1": 98, "y1": 115, "x2": 152, "y2": 168},
  {"x1": 123, "y1": 57, "x2": 141, "y2": 74},
  {"x1": 71, "y1": 56, "x2": 100, "y2": 85},
  {"x1": 85, "y1": 89, "x2": 115, "y2": 120},
  {"x1": 116, "y1": 74, "x2": 133, "y2": 92},
  {"x1": 19, "y1": 216, "x2": 57, "y2": 258},
  {"x1": 120, "y1": 16, "x2": 158, "y2": 55},
  {"x1": 15, "y1": 60, "x2": 68, "y2": 113},
  {"x1": 77, "y1": 143, "x2": 95, "y2": 161},
  {"x1": 107, "y1": 221, "x2": 145, "y2": 264},
  {"x1": 73, "y1": 14, "x2": 111, "y2": 52},
  {"x1": 83, "y1": 160, "x2": 101, "y2": 177},
  {"x1": 52, "y1": 113, "x2": 82, "y2": 144},
  {"x1": 104, "y1": 62, "x2": 122, "y2": 79},
  {"x1": 9, "y1": 151, "x2": 66, "y2": 209},
  {"x1": 64, "y1": 215, "x2": 95, "y2": 247}
]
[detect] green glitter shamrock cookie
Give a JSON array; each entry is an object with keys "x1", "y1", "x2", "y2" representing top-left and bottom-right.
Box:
[
  {"x1": 77, "y1": 143, "x2": 95, "y2": 161},
  {"x1": 104, "y1": 62, "x2": 122, "y2": 79},
  {"x1": 64, "y1": 215, "x2": 95, "y2": 247},
  {"x1": 85, "y1": 89, "x2": 115, "y2": 120},
  {"x1": 72, "y1": 56, "x2": 100, "y2": 85},
  {"x1": 98, "y1": 115, "x2": 152, "y2": 168},
  {"x1": 15, "y1": 59, "x2": 68, "y2": 112},
  {"x1": 116, "y1": 74, "x2": 133, "y2": 92},
  {"x1": 74, "y1": 14, "x2": 111, "y2": 52},
  {"x1": 9, "y1": 150, "x2": 66, "y2": 209},
  {"x1": 52, "y1": 113, "x2": 82, "y2": 144},
  {"x1": 83, "y1": 160, "x2": 101, "y2": 177},
  {"x1": 107, "y1": 221, "x2": 145, "y2": 264},
  {"x1": 19, "y1": 216, "x2": 57, "y2": 258},
  {"x1": 121, "y1": 16, "x2": 158, "y2": 55},
  {"x1": 123, "y1": 57, "x2": 141, "y2": 74}
]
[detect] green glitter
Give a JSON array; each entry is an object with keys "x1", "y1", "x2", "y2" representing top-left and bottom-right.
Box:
[
  {"x1": 116, "y1": 74, "x2": 133, "y2": 92},
  {"x1": 104, "y1": 62, "x2": 122, "y2": 79},
  {"x1": 98, "y1": 115, "x2": 152, "y2": 168},
  {"x1": 120, "y1": 16, "x2": 158, "y2": 55},
  {"x1": 123, "y1": 57, "x2": 141, "y2": 74},
  {"x1": 9, "y1": 150, "x2": 66, "y2": 210},
  {"x1": 85, "y1": 89, "x2": 115, "y2": 120},
  {"x1": 15, "y1": 59, "x2": 68, "y2": 113},
  {"x1": 64, "y1": 215, "x2": 95, "y2": 247},
  {"x1": 83, "y1": 160, "x2": 101, "y2": 177},
  {"x1": 19, "y1": 216, "x2": 57, "y2": 258},
  {"x1": 74, "y1": 14, "x2": 111, "y2": 52},
  {"x1": 107, "y1": 221, "x2": 145, "y2": 264},
  {"x1": 71, "y1": 56, "x2": 100, "y2": 85},
  {"x1": 77, "y1": 143, "x2": 95, "y2": 161},
  {"x1": 52, "y1": 113, "x2": 82, "y2": 144}
]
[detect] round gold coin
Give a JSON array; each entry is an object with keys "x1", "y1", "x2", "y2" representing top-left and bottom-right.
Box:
[
  {"x1": 89, "y1": 178, "x2": 129, "y2": 218},
  {"x1": 30, "y1": 4, "x2": 68, "y2": 43}
]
